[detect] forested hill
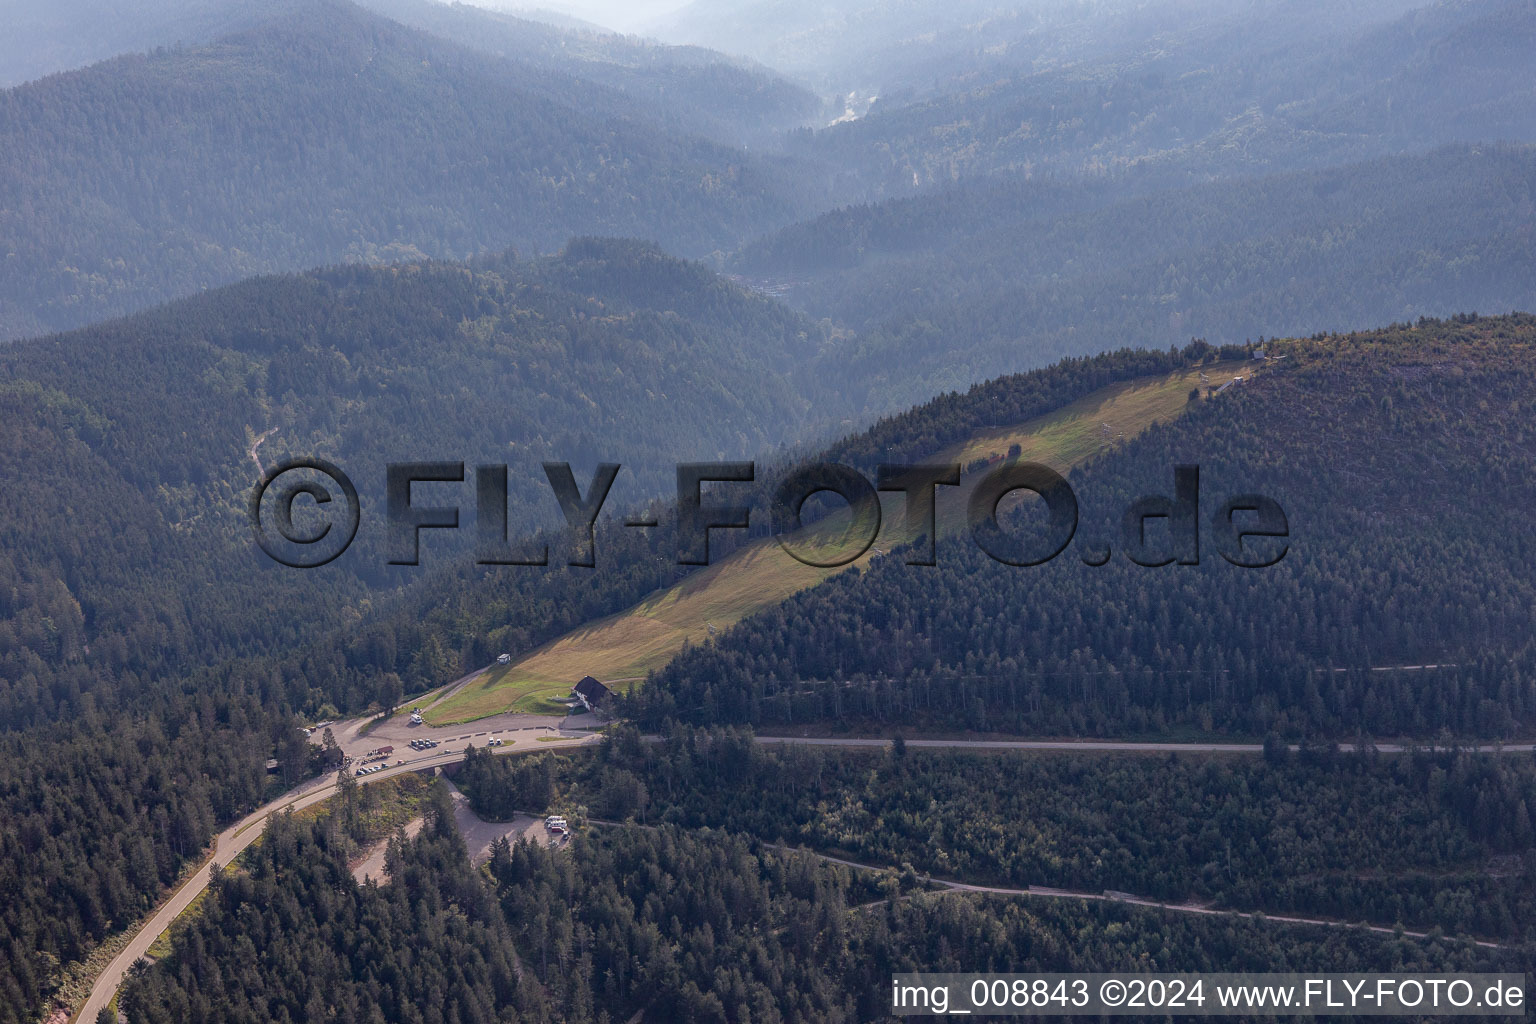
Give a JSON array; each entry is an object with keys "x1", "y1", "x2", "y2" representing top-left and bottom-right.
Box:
[
  {"x1": 0, "y1": 240, "x2": 823, "y2": 729},
  {"x1": 635, "y1": 314, "x2": 1536, "y2": 741},
  {"x1": 0, "y1": 236, "x2": 834, "y2": 1023},
  {"x1": 117, "y1": 779, "x2": 1519, "y2": 1024},
  {"x1": 0, "y1": 237, "x2": 816, "y2": 1022},
  {"x1": 655, "y1": 0, "x2": 1427, "y2": 98},
  {"x1": 3, "y1": 0, "x2": 820, "y2": 146},
  {"x1": 743, "y1": 145, "x2": 1536, "y2": 414},
  {"x1": 781, "y1": 0, "x2": 1536, "y2": 200},
  {"x1": 0, "y1": 0, "x2": 815, "y2": 340},
  {"x1": 356, "y1": 0, "x2": 821, "y2": 144}
]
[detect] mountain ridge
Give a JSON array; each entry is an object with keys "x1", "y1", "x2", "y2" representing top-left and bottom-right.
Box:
[{"x1": 0, "y1": 0, "x2": 816, "y2": 340}]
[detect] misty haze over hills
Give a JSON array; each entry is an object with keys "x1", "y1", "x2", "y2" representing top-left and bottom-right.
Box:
[
  {"x1": 650, "y1": 0, "x2": 1433, "y2": 94},
  {"x1": 0, "y1": 0, "x2": 826, "y2": 339},
  {"x1": 748, "y1": 144, "x2": 1536, "y2": 411},
  {"x1": 2, "y1": 0, "x2": 1532, "y2": 371},
  {"x1": 776, "y1": 0, "x2": 1536, "y2": 201},
  {"x1": 5, "y1": 2, "x2": 1536, "y2": 1022}
]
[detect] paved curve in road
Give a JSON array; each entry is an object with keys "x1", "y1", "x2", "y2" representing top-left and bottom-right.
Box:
[
  {"x1": 79, "y1": 727, "x2": 1527, "y2": 1019},
  {"x1": 75, "y1": 728, "x2": 601, "y2": 1024}
]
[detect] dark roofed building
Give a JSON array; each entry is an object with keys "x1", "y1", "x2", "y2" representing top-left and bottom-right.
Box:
[{"x1": 572, "y1": 675, "x2": 611, "y2": 712}]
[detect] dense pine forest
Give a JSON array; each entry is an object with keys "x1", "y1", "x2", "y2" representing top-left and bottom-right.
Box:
[
  {"x1": 119, "y1": 766, "x2": 1527, "y2": 1024},
  {"x1": 3, "y1": 282, "x2": 1222, "y2": 734},
  {"x1": 658, "y1": 0, "x2": 1442, "y2": 104},
  {"x1": 0, "y1": 698, "x2": 297, "y2": 1023},
  {"x1": 765, "y1": 0, "x2": 1536, "y2": 195},
  {"x1": 13, "y1": 313, "x2": 1536, "y2": 1019},
  {"x1": 738, "y1": 145, "x2": 1536, "y2": 411},
  {"x1": 239, "y1": 340, "x2": 1251, "y2": 720},
  {"x1": 0, "y1": 241, "x2": 822, "y2": 1020},
  {"x1": 0, "y1": 0, "x2": 818, "y2": 339},
  {"x1": 353, "y1": 0, "x2": 820, "y2": 145},
  {"x1": 635, "y1": 316, "x2": 1536, "y2": 739},
  {"x1": 9, "y1": 306, "x2": 1536, "y2": 1021},
  {"x1": 2, "y1": 0, "x2": 819, "y2": 139},
  {"x1": 0, "y1": 239, "x2": 824, "y2": 728},
  {"x1": 461, "y1": 729, "x2": 1536, "y2": 943},
  {"x1": 4, "y1": 0, "x2": 1536, "y2": 1017}
]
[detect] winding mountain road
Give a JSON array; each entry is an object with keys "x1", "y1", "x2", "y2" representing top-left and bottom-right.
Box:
[
  {"x1": 76, "y1": 724, "x2": 1529, "y2": 1020},
  {"x1": 246, "y1": 427, "x2": 276, "y2": 475},
  {"x1": 74, "y1": 728, "x2": 600, "y2": 1023}
]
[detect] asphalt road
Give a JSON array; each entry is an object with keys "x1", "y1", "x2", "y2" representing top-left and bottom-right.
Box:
[
  {"x1": 75, "y1": 729, "x2": 600, "y2": 1023},
  {"x1": 78, "y1": 724, "x2": 1529, "y2": 1020},
  {"x1": 319, "y1": 704, "x2": 608, "y2": 760}
]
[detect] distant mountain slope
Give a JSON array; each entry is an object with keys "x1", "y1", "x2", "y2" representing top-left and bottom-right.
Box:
[
  {"x1": 739, "y1": 144, "x2": 1536, "y2": 413},
  {"x1": 360, "y1": 0, "x2": 822, "y2": 143},
  {"x1": 0, "y1": 0, "x2": 813, "y2": 340},
  {"x1": 2, "y1": 0, "x2": 820, "y2": 146},
  {"x1": 636, "y1": 314, "x2": 1536, "y2": 740},
  {"x1": 0, "y1": 240, "x2": 823, "y2": 728},
  {"x1": 782, "y1": 0, "x2": 1535, "y2": 200},
  {"x1": 654, "y1": 0, "x2": 1424, "y2": 96},
  {"x1": 1, "y1": 0, "x2": 271, "y2": 87},
  {"x1": 652, "y1": 0, "x2": 1018, "y2": 85}
]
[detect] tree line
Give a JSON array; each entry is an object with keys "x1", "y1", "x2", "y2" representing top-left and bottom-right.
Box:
[
  {"x1": 121, "y1": 771, "x2": 1527, "y2": 1023},
  {"x1": 633, "y1": 317, "x2": 1536, "y2": 741},
  {"x1": 459, "y1": 726, "x2": 1536, "y2": 945}
]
